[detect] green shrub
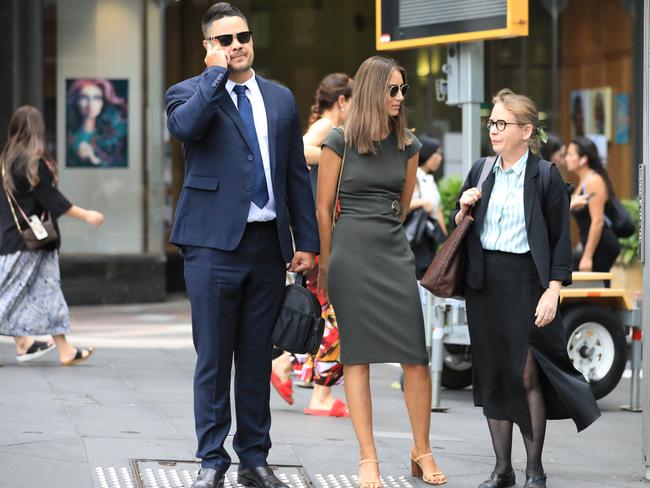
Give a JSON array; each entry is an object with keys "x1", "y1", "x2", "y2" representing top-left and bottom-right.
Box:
[
  {"x1": 618, "y1": 198, "x2": 640, "y2": 266},
  {"x1": 437, "y1": 175, "x2": 463, "y2": 226}
]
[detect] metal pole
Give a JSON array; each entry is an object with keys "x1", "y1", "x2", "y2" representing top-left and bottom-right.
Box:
[
  {"x1": 430, "y1": 298, "x2": 448, "y2": 413},
  {"x1": 641, "y1": 0, "x2": 650, "y2": 479},
  {"x1": 459, "y1": 42, "x2": 484, "y2": 176}
]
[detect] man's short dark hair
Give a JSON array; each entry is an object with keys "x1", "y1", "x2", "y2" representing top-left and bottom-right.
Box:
[{"x1": 202, "y1": 2, "x2": 248, "y2": 37}]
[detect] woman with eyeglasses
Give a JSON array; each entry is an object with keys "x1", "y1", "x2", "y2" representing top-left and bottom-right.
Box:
[
  {"x1": 317, "y1": 56, "x2": 447, "y2": 487},
  {"x1": 453, "y1": 89, "x2": 600, "y2": 488}
]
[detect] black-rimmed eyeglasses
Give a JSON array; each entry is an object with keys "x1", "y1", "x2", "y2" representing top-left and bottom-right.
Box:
[
  {"x1": 486, "y1": 119, "x2": 528, "y2": 132},
  {"x1": 207, "y1": 30, "x2": 253, "y2": 47}
]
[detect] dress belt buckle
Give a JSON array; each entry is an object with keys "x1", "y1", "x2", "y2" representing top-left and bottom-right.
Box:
[{"x1": 391, "y1": 200, "x2": 401, "y2": 217}]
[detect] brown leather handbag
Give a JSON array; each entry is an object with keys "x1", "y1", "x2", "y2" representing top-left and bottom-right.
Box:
[{"x1": 420, "y1": 156, "x2": 496, "y2": 298}]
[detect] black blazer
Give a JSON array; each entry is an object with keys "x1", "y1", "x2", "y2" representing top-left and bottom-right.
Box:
[
  {"x1": 451, "y1": 152, "x2": 572, "y2": 290},
  {"x1": 0, "y1": 159, "x2": 72, "y2": 255}
]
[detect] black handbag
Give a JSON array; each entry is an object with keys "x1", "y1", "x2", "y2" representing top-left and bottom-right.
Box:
[
  {"x1": 605, "y1": 197, "x2": 635, "y2": 238},
  {"x1": 272, "y1": 274, "x2": 325, "y2": 355},
  {"x1": 404, "y1": 208, "x2": 429, "y2": 246}
]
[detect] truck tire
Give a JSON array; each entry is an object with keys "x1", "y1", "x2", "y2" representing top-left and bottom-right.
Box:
[
  {"x1": 441, "y1": 344, "x2": 473, "y2": 389},
  {"x1": 562, "y1": 304, "x2": 627, "y2": 400}
]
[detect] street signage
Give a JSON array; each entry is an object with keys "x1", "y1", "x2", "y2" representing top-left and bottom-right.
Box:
[{"x1": 376, "y1": 0, "x2": 528, "y2": 50}]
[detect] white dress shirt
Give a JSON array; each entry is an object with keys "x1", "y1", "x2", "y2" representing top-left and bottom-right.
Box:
[
  {"x1": 415, "y1": 167, "x2": 441, "y2": 212},
  {"x1": 226, "y1": 71, "x2": 276, "y2": 222}
]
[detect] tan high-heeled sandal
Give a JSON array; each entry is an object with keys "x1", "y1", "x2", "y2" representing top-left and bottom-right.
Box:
[
  {"x1": 410, "y1": 451, "x2": 447, "y2": 486},
  {"x1": 358, "y1": 459, "x2": 382, "y2": 488}
]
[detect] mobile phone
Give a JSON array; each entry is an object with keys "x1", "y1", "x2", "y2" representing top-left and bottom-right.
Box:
[{"x1": 28, "y1": 215, "x2": 49, "y2": 240}]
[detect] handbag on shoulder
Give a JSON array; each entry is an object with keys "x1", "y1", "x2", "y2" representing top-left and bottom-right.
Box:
[
  {"x1": 272, "y1": 274, "x2": 325, "y2": 355},
  {"x1": 605, "y1": 196, "x2": 635, "y2": 238},
  {"x1": 2, "y1": 168, "x2": 58, "y2": 250},
  {"x1": 419, "y1": 156, "x2": 496, "y2": 298}
]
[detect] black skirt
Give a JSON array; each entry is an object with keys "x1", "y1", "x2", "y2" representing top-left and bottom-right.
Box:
[{"x1": 465, "y1": 251, "x2": 601, "y2": 438}]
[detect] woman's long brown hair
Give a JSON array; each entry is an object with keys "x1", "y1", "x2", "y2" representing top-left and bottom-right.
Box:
[
  {"x1": 343, "y1": 56, "x2": 413, "y2": 154},
  {"x1": 0, "y1": 106, "x2": 49, "y2": 195}
]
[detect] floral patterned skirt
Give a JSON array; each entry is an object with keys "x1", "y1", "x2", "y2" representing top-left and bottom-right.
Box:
[{"x1": 0, "y1": 250, "x2": 70, "y2": 336}]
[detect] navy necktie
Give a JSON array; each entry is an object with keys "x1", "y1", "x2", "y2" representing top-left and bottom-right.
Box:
[{"x1": 234, "y1": 84, "x2": 269, "y2": 208}]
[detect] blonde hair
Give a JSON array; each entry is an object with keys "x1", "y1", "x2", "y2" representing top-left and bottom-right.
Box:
[
  {"x1": 344, "y1": 56, "x2": 413, "y2": 155},
  {"x1": 0, "y1": 106, "x2": 47, "y2": 195},
  {"x1": 492, "y1": 88, "x2": 541, "y2": 153}
]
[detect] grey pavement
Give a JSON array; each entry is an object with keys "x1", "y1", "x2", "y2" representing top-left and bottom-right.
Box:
[{"x1": 0, "y1": 297, "x2": 647, "y2": 488}]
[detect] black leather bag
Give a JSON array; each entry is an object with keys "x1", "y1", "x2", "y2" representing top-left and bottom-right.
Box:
[
  {"x1": 605, "y1": 197, "x2": 635, "y2": 238},
  {"x1": 403, "y1": 208, "x2": 429, "y2": 246},
  {"x1": 272, "y1": 275, "x2": 325, "y2": 355}
]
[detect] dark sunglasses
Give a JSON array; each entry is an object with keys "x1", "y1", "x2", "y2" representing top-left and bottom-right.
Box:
[
  {"x1": 207, "y1": 30, "x2": 253, "y2": 47},
  {"x1": 387, "y1": 84, "x2": 409, "y2": 98}
]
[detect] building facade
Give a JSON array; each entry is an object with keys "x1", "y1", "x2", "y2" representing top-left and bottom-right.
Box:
[{"x1": 0, "y1": 0, "x2": 643, "y2": 302}]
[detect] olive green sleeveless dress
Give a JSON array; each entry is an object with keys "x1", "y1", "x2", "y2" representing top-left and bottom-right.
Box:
[{"x1": 323, "y1": 127, "x2": 428, "y2": 365}]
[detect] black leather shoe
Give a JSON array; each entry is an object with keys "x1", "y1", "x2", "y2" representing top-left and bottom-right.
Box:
[
  {"x1": 191, "y1": 468, "x2": 224, "y2": 488},
  {"x1": 523, "y1": 473, "x2": 547, "y2": 487},
  {"x1": 478, "y1": 469, "x2": 516, "y2": 488},
  {"x1": 238, "y1": 466, "x2": 288, "y2": 488}
]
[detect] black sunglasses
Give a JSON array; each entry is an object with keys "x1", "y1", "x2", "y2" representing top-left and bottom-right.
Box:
[
  {"x1": 207, "y1": 30, "x2": 253, "y2": 47},
  {"x1": 387, "y1": 84, "x2": 409, "y2": 98}
]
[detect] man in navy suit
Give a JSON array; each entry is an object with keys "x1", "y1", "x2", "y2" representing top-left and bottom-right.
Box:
[{"x1": 165, "y1": 3, "x2": 319, "y2": 488}]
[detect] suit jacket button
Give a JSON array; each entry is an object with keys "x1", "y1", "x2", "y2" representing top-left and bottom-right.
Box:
[
  {"x1": 245, "y1": 185, "x2": 252, "y2": 192},
  {"x1": 247, "y1": 154, "x2": 254, "y2": 162}
]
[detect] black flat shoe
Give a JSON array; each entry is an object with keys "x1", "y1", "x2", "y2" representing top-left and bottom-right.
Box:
[
  {"x1": 523, "y1": 473, "x2": 547, "y2": 487},
  {"x1": 478, "y1": 470, "x2": 516, "y2": 488},
  {"x1": 238, "y1": 466, "x2": 288, "y2": 488},
  {"x1": 191, "y1": 468, "x2": 224, "y2": 488}
]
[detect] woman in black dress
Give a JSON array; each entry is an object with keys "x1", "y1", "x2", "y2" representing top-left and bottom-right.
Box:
[
  {"x1": 453, "y1": 89, "x2": 600, "y2": 488},
  {"x1": 566, "y1": 136, "x2": 621, "y2": 272}
]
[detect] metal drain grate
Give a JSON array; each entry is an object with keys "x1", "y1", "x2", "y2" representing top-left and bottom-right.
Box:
[
  {"x1": 95, "y1": 461, "x2": 312, "y2": 488},
  {"x1": 95, "y1": 462, "x2": 417, "y2": 488},
  {"x1": 313, "y1": 474, "x2": 414, "y2": 488}
]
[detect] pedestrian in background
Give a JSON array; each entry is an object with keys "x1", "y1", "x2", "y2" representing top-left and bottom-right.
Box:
[
  {"x1": 566, "y1": 136, "x2": 621, "y2": 272},
  {"x1": 0, "y1": 106, "x2": 103, "y2": 366},
  {"x1": 540, "y1": 133, "x2": 566, "y2": 168},
  {"x1": 165, "y1": 3, "x2": 319, "y2": 488},
  {"x1": 271, "y1": 73, "x2": 352, "y2": 417},
  {"x1": 407, "y1": 135, "x2": 447, "y2": 278},
  {"x1": 454, "y1": 89, "x2": 600, "y2": 488},
  {"x1": 317, "y1": 56, "x2": 447, "y2": 487}
]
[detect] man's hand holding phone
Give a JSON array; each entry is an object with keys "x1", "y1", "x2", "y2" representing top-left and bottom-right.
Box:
[{"x1": 204, "y1": 41, "x2": 229, "y2": 69}]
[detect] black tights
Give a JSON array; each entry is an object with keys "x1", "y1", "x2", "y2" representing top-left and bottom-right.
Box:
[{"x1": 487, "y1": 351, "x2": 546, "y2": 478}]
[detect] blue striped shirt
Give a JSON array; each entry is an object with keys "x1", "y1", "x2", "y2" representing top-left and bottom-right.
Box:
[{"x1": 480, "y1": 151, "x2": 530, "y2": 253}]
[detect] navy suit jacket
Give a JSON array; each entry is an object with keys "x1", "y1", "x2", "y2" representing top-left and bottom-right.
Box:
[{"x1": 165, "y1": 66, "x2": 319, "y2": 262}]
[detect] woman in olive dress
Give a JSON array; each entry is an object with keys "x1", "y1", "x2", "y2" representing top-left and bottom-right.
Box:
[{"x1": 316, "y1": 56, "x2": 447, "y2": 487}]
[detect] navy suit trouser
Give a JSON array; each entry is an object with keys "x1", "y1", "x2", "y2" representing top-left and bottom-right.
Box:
[{"x1": 182, "y1": 220, "x2": 286, "y2": 473}]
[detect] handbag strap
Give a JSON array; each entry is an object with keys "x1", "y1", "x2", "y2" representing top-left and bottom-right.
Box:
[
  {"x1": 1, "y1": 164, "x2": 49, "y2": 232},
  {"x1": 467, "y1": 155, "x2": 497, "y2": 218},
  {"x1": 1, "y1": 165, "x2": 27, "y2": 232},
  {"x1": 477, "y1": 155, "x2": 497, "y2": 191},
  {"x1": 331, "y1": 142, "x2": 347, "y2": 230}
]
